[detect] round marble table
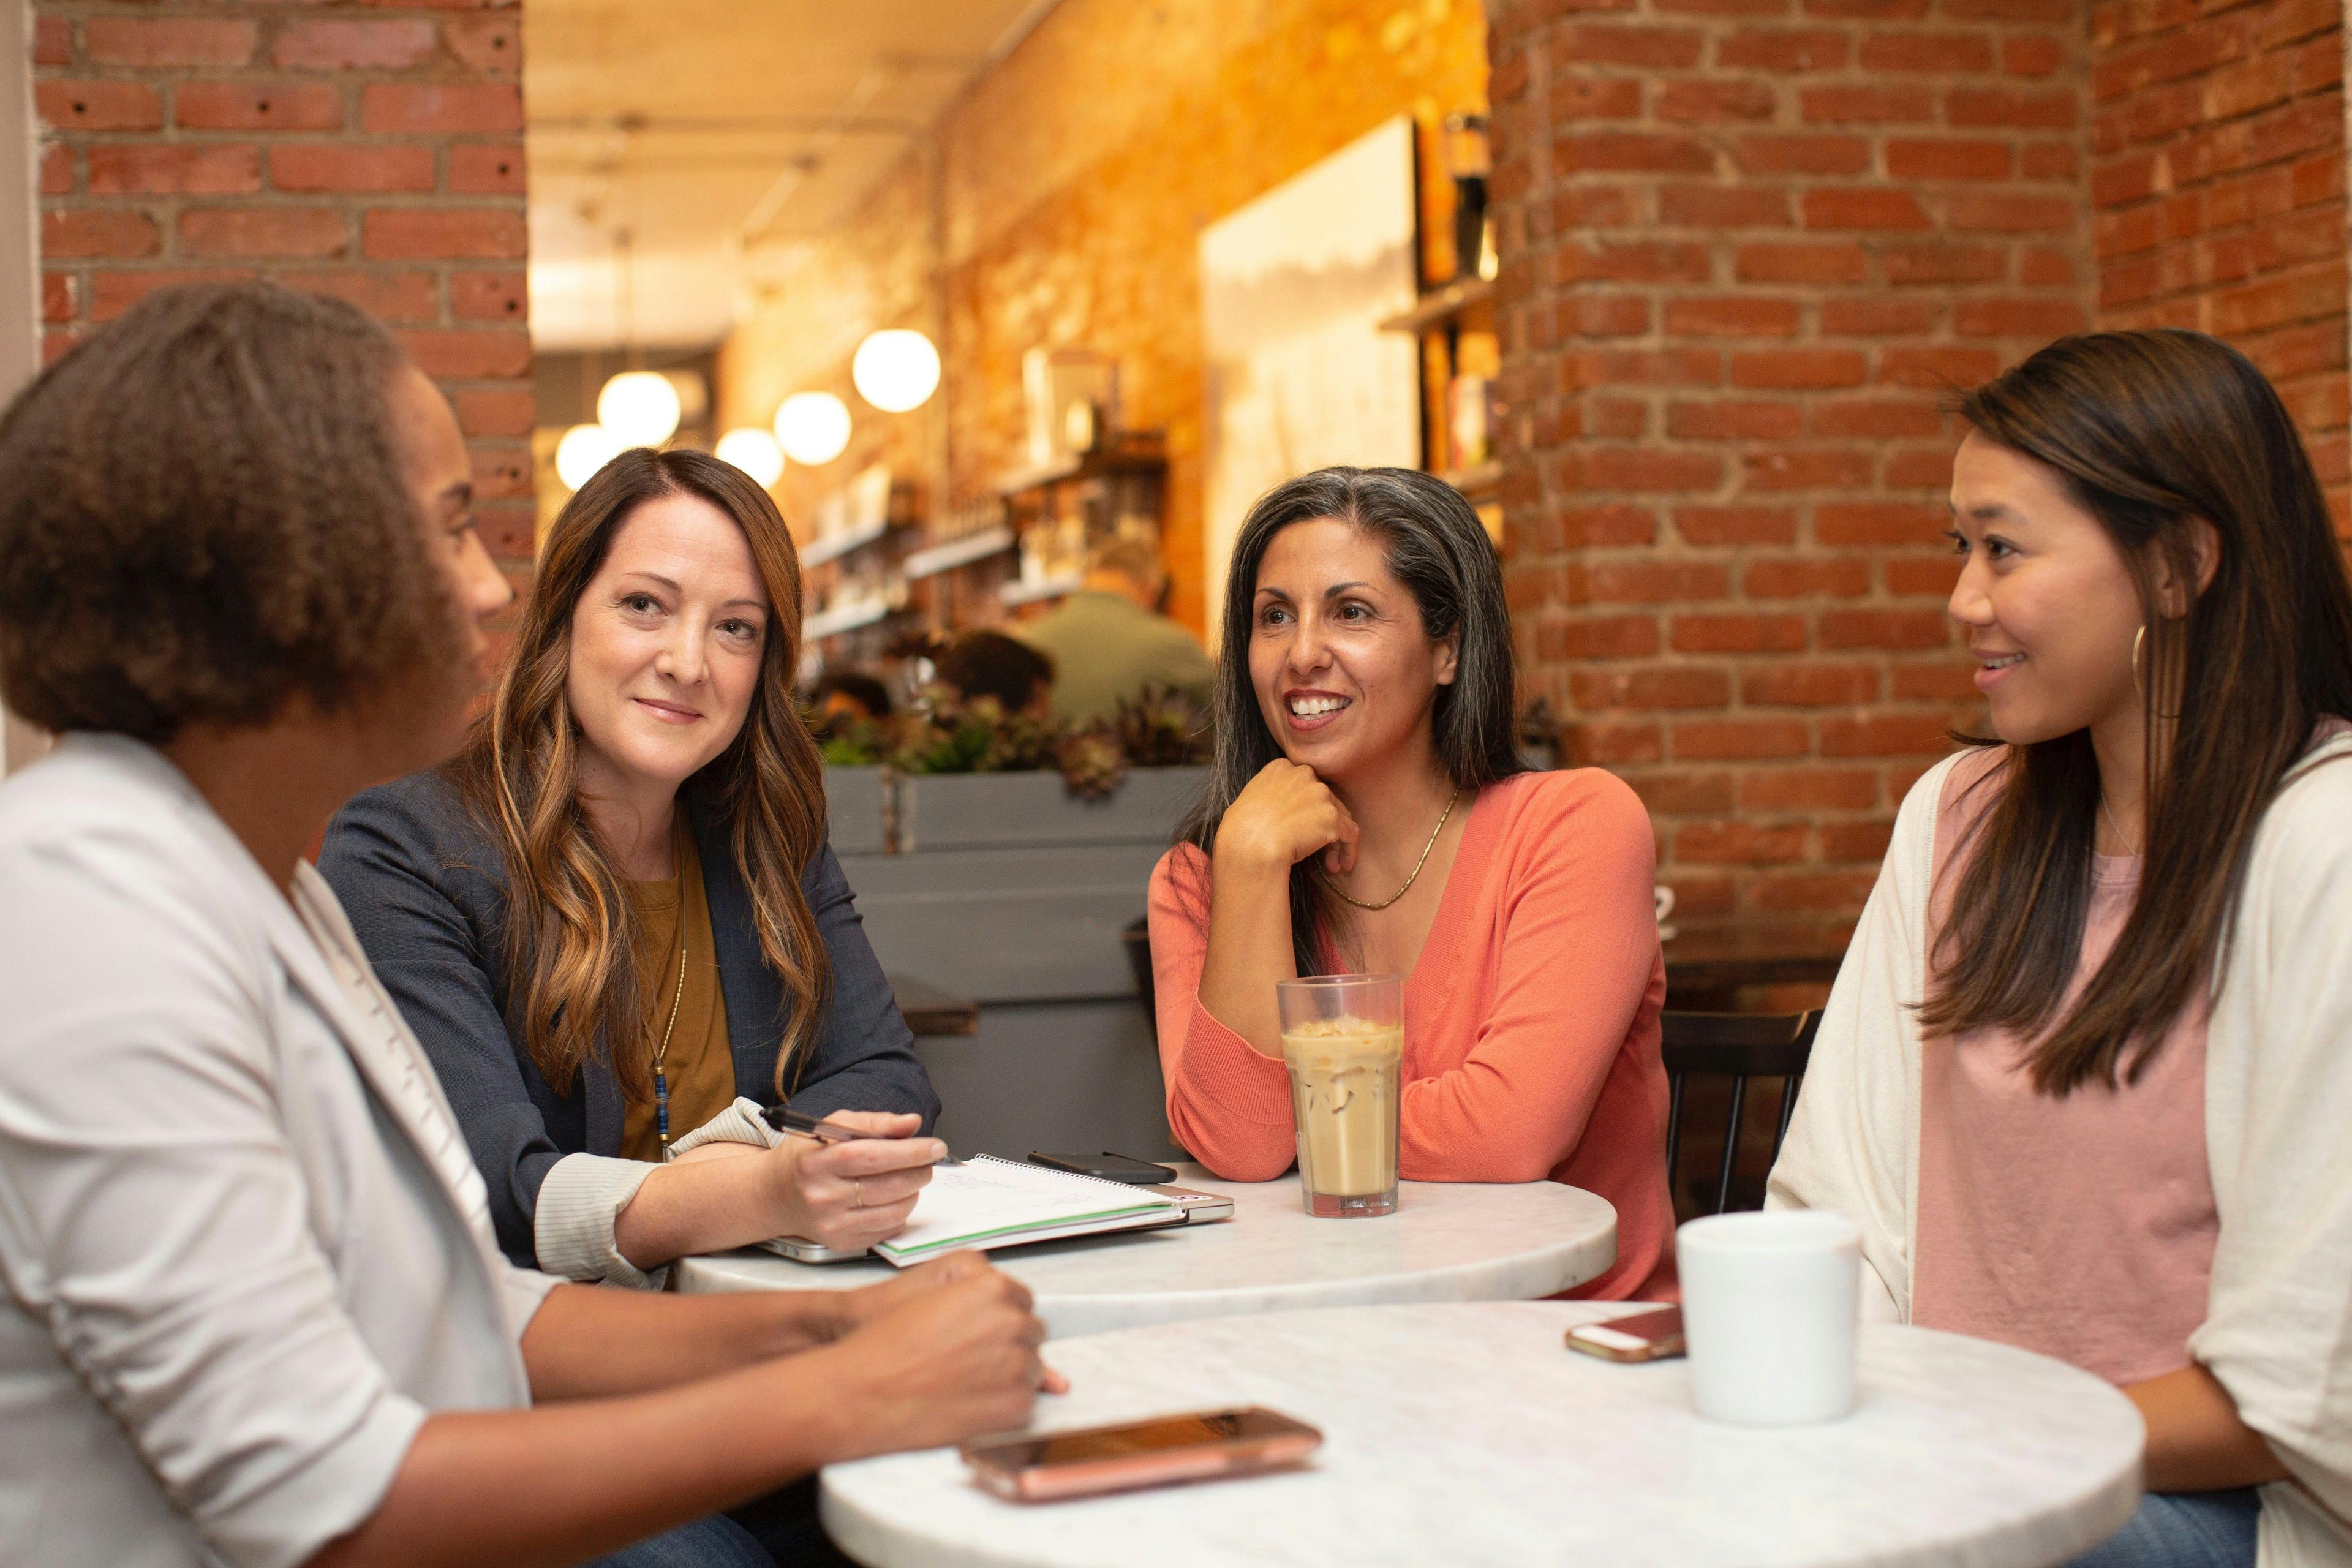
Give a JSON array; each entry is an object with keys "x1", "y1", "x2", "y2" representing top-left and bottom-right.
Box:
[
  {"x1": 820, "y1": 1302, "x2": 2144, "y2": 1568},
  {"x1": 673, "y1": 1164, "x2": 1617, "y2": 1338}
]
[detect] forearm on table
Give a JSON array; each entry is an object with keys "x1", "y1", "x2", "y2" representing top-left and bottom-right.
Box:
[
  {"x1": 311, "y1": 1348, "x2": 855, "y2": 1568},
  {"x1": 2127, "y1": 1363, "x2": 2290, "y2": 1493},
  {"x1": 521, "y1": 1281, "x2": 847, "y2": 1400},
  {"x1": 611, "y1": 1150, "x2": 778, "y2": 1270}
]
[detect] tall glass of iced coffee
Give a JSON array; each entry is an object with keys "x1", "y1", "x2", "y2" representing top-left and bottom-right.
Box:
[{"x1": 1275, "y1": 974, "x2": 1404, "y2": 1218}]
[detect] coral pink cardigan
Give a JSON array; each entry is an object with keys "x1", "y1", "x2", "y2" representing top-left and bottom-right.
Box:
[{"x1": 1147, "y1": 769, "x2": 1675, "y2": 1299}]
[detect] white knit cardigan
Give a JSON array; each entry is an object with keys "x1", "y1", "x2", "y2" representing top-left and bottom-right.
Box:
[{"x1": 1767, "y1": 731, "x2": 2352, "y2": 1568}]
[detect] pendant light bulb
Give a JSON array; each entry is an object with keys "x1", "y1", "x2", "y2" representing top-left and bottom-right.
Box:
[
  {"x1": 555, "y1": 423, "x2": 624, "y2": 492},
  {"x1": 597, "y1": 370, "x2": 684, "y2": 448},
  {"x1": 851, "y1": 328, "x2": 942, "y2": 414},
  {"x1": 714, "y1": 426, "x2": 786, "y2": 488},
  {"x1": 772, "y1": 391, "x2": 852, "y2": 466}
]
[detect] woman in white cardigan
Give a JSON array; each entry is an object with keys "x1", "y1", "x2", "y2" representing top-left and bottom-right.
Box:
[
  {"x1": 1768, "y1": 330, "x2": 2352, "y2": 1568},
  {"x1": 0, "y1": 283, "x2": 1054, "y2": 1568}
]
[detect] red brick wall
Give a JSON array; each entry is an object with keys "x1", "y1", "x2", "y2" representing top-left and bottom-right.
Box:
[
  {"x1": 31, "y1": 1, "x2": 536, "y2": 571},
  {"x1": 1485, "y1": 0, "x2": 2092, "y2": 952},
  {"x1": 2090, "y1": 0, "x2": 2347, "y2": 530}
]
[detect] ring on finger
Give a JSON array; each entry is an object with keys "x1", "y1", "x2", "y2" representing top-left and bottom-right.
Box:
[{"x1": 853, "y1": 1177, "x2": 865, "y2": 1209}]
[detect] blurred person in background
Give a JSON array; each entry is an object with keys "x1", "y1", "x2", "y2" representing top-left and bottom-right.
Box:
[
  {"x1": 807, "y1": 669, "x2": 893, "y2": 731},
  {"x1": 931, "y1": 629, "x2": 1055, "y2": 719},
  {"x1": 1016, "y1": 534, "x2": 1215, "y2": 725}
]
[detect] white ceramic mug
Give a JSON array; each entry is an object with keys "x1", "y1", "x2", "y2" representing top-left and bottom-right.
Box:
[{"x1": 1678, "y1": 1209, "x2": 1861, "y2": 1425}]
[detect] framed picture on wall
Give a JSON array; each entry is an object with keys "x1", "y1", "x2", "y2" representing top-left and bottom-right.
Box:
[{"x1": 1198, "y1": 116, "x2": 1422, "y2": 647}]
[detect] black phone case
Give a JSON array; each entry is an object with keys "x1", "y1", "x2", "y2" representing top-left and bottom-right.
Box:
[{"x1": 1030, "y1": 1150, "x2": 1178, "y2": 1185}]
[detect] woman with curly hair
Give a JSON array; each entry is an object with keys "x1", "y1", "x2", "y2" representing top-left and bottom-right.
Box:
[
  {"x1": 321, "y1": 448, "x2": 941, "y2": 1289},
  {"x1": 0, "y1": 282, "x2": 1049, "y2": 1568}
]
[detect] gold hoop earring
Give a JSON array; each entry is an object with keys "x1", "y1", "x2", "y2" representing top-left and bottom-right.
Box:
[{"x1": 2133, "y1": 624, "x2": 2185, "y2": 720}]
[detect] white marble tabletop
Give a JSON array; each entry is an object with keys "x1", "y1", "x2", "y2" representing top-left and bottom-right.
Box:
[
  {"x1": 674, "y1": 1164, "x2": 1618, "y2": 1338},
  {"x1": 820, "y1": 1302, "x2": 2144, "y2": 1568}
]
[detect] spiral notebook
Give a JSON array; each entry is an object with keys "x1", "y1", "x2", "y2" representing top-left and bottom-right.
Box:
[{"x1": 872, "y1": 1155, "x2": 1186, "y2": 1267}]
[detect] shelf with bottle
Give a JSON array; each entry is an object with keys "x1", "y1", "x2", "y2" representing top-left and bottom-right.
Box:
[
  {"x1": 800, "y1": 462, "x2": 907, "y2": 568},
  {"x1": 1378, "y1": 274, "x2": 1496, "y2": 337},
  {"x1": 902, "y1": 524, "x2": 1017, "y2": 583}
]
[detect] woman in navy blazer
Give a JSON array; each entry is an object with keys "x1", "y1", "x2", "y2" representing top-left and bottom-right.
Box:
[{"x1": 322, "y1": 448, "x2": 942, "y2": 1289}]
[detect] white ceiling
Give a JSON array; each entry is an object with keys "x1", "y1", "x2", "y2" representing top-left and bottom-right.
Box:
[{"x1": 525, "y1": 0, "x2": 1056, "y2": 352}]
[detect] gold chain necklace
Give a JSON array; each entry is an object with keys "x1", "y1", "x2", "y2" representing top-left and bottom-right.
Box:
[
  {"x1": 1332, "y1": 789, "x2": 1462, "y2": 911},
  {"x1": 2098, "y1": 794, "x2": 2139, "y2": 858},
  {"x1": 652, "y1": 924, "x2": 685, "y2": 1158}
]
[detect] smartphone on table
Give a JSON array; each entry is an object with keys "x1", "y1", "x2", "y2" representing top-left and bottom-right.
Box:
[
  {"x1": 960, "y1": 1407, "x2": 1322, "y2": 1501},
  {"x1": 1564, "y1": 1306, "x2": 1685, "y2": 1362},
  {"x1": 1028, "y1": 1150, "x2": 1179, "y2": 1185}
]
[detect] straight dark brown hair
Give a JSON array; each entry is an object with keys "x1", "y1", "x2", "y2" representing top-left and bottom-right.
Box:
[
  {"x1": 1919, "y1": 330, "x2": 2352, "y2": 1093},
  {"x1": 448, "y1": 448, "x2": 831, "y2": 1104}
]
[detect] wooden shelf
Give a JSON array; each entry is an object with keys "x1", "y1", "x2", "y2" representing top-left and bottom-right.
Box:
[
  {"x1": 799, "y1": 518, "x2": 894, "y2": 567},
  {"x1": 802, "y1": 599, "x2": 893, "y2": 639},
  {"x1": 1438, "y1": 460, "x2": 1503, "y2": 499},
  {"x1": 901, "y1": 525, "x2": 1017, "y2": 582},
  {"x1": 993, "y1": 432, "x2": 1168, "y2": 498},
  {"x1": 1380, "y1": 276, "x2": 1497, "y2": 335},
  {"x1": 999, "y1": 574, "x2": 1082, "y2": 608}
]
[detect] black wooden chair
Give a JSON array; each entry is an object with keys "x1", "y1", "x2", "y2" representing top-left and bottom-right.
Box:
[
  {"x1": 1123, "y1": 915, "x2": 1156, "y2": 1022},
  {"x1": 1662, "y1": 1009, "x2": 1822, "y2": 1217}
]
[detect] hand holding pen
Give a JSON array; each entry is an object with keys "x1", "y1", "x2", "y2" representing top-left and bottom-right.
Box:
[{"x1": 753, "y1": 1104, "x2": 951, "y2": 1253}]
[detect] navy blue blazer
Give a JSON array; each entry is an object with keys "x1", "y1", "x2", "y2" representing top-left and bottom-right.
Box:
[{"x1": 318, "y1": 768, "x2": 940, "y2": 1268}]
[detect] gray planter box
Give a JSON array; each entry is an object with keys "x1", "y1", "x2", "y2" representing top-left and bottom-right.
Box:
[
  {"x1": 894, "y1": 766, "x2": 1207, "y2": 852},
  {"x1": 836, "y1": 765, "x2": 1207, "y2": 1161},
  {"x1": 820, "y1": 765, "x2": 889, "y2": 856}
]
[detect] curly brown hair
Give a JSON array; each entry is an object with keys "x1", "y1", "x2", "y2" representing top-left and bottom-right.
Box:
[{"x1": 0, "y1": 281, "x2": 463, "y2": 742}]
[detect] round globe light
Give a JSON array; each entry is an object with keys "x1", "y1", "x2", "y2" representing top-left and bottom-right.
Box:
[
  {"x1": 851, "y1": 328, "x2": 941, "y2": 414},
  {"x1": 554, "y1": 423, "x2": 624, "y2": 491},
  {"x1": 597, "y1": 370, "x2": 683, "y2": 448},
  {"x1": 714, "y1": 426, "x2": 786, "y2": 488},
  {"x1": 772, "y1": 391, "x2": 851, "y2": 466}
]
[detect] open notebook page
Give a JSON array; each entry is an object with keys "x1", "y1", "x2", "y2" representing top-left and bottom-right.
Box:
[{"x1": 874, "y1": 1156, "x2": 1179, "y2": 1265}]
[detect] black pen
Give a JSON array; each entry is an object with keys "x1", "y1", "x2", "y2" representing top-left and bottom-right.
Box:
[{"x1": 758, "y1": 1102, "x2": 963, "y2": 1166}]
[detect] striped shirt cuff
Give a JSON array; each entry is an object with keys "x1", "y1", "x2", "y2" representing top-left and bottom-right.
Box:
[
  {"x1": 532, "y1": 1152, "x2": 665, "y2": 1291},
  {"x1": 668, "y1": 1096, "x2": 783, "y2": 1156}
]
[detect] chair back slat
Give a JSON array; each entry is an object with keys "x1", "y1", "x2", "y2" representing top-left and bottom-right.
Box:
[{"x1": 1660, "y1": 1009, "x2": 1821, "y2": 1217}]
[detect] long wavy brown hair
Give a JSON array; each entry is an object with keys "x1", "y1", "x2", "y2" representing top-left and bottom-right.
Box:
[
  {"x1": 449, "y1": 448, "x2": 831, "y2": 1104},
  {"x1": 1919, "y1": 330, "x2": 2352, "y2": 1093}
]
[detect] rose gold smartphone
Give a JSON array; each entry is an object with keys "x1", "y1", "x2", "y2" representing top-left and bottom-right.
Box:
[
  {"x1": 960, "y1": 1408, "x2": 1322, "y2": 1501},
  {"x1": 1564, "y1": 1305, "x2": 1686, "y2": 1363}
]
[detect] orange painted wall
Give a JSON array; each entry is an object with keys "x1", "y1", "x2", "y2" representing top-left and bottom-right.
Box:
[{"x1": 718, "y1": 0, "x2": 1491, "y2": 635}]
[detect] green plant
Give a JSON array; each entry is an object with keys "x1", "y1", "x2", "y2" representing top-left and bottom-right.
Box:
[{"x1": 1114, "y1": 685, "x2": 1212, "y2": 767}]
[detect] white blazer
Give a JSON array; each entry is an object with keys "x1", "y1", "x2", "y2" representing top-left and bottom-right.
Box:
[
  {"x1": 1768, "y1": 731, "x2": 2352, "y2": 1568},
  {"x1": 0, "y1": 736, "x2": 560, "y2": 1568}
]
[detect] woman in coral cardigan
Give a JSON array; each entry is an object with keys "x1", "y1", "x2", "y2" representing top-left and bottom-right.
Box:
[{"x1": 1147, "y1": 467, "x2": 1674, "y2": 1298}]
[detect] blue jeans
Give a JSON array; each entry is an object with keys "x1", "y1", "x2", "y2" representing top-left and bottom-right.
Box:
[
  {"x1": 2068, "y1": 1489, "x2": 2261, "y2": 1568},
  {"x1": 592, "y1": 1477, "x2": 853, "y2": 1568},
  {"x1": 591, "y1": 1513, "x2": 772, "y2": 1568}
]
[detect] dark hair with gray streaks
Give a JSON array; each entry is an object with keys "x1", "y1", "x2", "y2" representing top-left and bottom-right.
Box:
[{"x1": 1175, "y1": 466, "x2": 1526, "y2": 976}]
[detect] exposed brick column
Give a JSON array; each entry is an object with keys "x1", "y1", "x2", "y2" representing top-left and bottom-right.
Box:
[
  {"x1": 31, "y1": 2, "x2": 537, "y2": 571},
  {"x1": 2089, "y1": 0, "x2": 2347, "y2": 533},
  {"x1": 1487, "y1": 0, "x2": 2092, "y2": 948}
]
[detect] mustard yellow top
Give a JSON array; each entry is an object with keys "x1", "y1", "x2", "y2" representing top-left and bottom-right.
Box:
[{"x1": 620, "y1": 822, "x2": 735, "y2": 1163}]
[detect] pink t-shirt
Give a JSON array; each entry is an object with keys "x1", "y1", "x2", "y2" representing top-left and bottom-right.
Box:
[{"x1": 1911, "y1": 749, "x2": 2218, "y2": 1386}]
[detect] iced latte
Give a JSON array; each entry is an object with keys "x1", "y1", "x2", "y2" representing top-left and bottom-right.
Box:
[{"x1": 1281, "y1": 1017, "x2": 1403, "y2": 1215}]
